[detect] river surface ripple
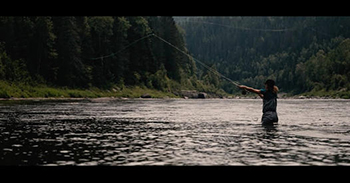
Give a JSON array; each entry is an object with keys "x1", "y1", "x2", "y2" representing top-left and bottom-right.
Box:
[{"x1": 0, "y1": 98, "x2": 350, "y2": 166}]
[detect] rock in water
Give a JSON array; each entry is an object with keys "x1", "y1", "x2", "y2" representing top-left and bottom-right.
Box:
[
  {"x1": 141, "y1": 94, "x2": 151, "y2": 98},
  {"x1": 180, "y1": 90, "x2": 198, "y2": 98},
  {"x1": 198, "y1": 92, "x2": 207, "y2": 99}
]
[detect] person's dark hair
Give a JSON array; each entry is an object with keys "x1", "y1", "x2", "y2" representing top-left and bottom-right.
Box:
[
  {"x1": 265, "y1": 79, "x2": 275, "y2": 89},
  {"x1": 265, "y1": 79, "x2": 278, "y2": 93}
]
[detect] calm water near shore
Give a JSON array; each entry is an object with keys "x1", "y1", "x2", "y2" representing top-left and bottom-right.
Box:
[{"x1": 0, "y1": 98, "x2": 350, "y2": 165}]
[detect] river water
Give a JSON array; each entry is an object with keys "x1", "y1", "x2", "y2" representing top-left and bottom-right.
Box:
[{"x1": 0, "y1": 98, "x2": 350, "y2": 166}]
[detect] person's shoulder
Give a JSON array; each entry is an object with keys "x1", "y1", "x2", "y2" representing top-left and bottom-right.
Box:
[{"x1": 260, "y1": 89, "x2": 266, "y2": 93}]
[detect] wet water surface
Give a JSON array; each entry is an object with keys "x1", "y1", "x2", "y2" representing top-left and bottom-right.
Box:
[{"x1": 0, "y1": 98, "x2": 350, "y2": 166}]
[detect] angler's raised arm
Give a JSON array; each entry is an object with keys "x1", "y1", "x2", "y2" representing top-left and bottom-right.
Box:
[{"x1": 238, "y1": 85, "x2": 261, "y2": 95}]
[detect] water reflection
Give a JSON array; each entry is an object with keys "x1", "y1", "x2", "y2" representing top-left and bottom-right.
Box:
[
  {"x1": 261, "y1": 123, "x2": 279, "y2": 138},
  {"x1": 1, "y1": 99, "x2": 350, "y2": 165}
]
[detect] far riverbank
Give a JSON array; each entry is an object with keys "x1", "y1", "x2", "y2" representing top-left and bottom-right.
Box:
[{"x1": 1, "y1": 81, "x2": 350, "y2": 101}]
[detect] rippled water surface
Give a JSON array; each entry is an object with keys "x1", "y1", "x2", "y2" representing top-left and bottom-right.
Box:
[{"x1": 1, "y1": 98, "x2": 350, "y2": 166}]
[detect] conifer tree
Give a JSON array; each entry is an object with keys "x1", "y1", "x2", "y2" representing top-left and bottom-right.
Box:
[{"x1": 52, "y1": 16, "x2": 88, "y2": 88}]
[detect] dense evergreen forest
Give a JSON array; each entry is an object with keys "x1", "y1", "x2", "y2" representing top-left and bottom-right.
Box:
[
  {"x1": 2, "y1": 16, "x2": 350, "y2": 98},
  {"x1": 0, "y1": 16, "x2": 226, "y2": 98},
  {"x1": 174, "y1": 16, "x2": 350, "y2": 98}
]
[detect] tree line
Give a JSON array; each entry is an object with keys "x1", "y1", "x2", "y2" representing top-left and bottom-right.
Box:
[
  {"x1": 0, "y1": 16, "x2": 220, "y2": 95},
  {"x1": 175, "y1": 16, "x2": 350, "y2": 96},
  {"x1": 4, "y1": 16, "x2": 348, "y2": 97}
]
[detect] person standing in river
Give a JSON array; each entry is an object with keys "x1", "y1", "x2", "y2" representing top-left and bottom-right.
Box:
[{"x1": 238, "y1": 79, "x2": 279, "y2": 125}]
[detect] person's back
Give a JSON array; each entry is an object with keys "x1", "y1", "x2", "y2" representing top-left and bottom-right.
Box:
[
  {"x1": 238, "y1": 79, "x2": 278, "y2": 125},
  {"x1": 260, "y1": 79, "x2": 278, "y2": 125},
  {"x1": 260, "y1": 88, "x2": 277, "y2": 113}
]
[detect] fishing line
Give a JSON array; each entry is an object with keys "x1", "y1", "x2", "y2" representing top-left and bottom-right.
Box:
[
  {"x1": 308, "y1": 27, "x2": 333, "y2": 38},
  {"x1": 89, "y1": 33, "x2": 154, "y2": 61},
  {"x1": 177, "y1": 20, "x2": 297, "y2": 32},
  {"x1": 178, "y1": 18, "x2": 339, "y2": 38},
  {"x1": 87, "y1": 32, "x2": 241, "y2": 87},
  {"x1": 79, "y1": 18, "x2": 342, "y2": 94},
  {"x1": 151, "y1": 33, "x2": 240, "y2": 87}
]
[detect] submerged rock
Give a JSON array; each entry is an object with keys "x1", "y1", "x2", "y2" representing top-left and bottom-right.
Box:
[{"x1": 141, "y1": 94, "x2": 152, "y2": 98}]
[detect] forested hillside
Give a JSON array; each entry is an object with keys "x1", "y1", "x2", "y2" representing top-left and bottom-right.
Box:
[
  {"x1": 175, "y1": 16, "x2": 350, "y2": 97},
  {"x1": 0, "y1": 16, "x2": 223, "y2": 98},
  {"x1": 2, "y1": 16, "x2": 350, "y2": 99}
]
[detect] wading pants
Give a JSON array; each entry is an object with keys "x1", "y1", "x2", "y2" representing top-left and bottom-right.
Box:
[{"x1": 261, "y1": 111, "x2": 278, "y2": 125}]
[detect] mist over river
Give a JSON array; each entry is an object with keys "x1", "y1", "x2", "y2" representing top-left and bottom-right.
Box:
[{"x1": 1, "y1": 98, "x2": 350, "y2": 166}]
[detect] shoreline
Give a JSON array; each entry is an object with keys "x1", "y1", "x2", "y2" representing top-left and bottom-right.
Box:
[
  {"x1": 0, "y1": 95, "x2": 348, "y2": 102},
  {"x1": 2, "y1": 81, "x2": 349, "y2": 101}
]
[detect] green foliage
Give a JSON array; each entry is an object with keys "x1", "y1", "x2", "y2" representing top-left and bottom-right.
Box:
[
  {"x1": 300, "y1": 38, "x2": 350, "y2": 93},
  {"x1": 148, "y1": 64, "x2": 170, "y2": 91},
  {"x1": 52, "y1": 16, "x2": 89, "y2": 88},
  {"x1": 0, "y1": 80, "x2": 178, "y2": 99},
  {"x1": 11, "y1": 16, "x2": 350, "y2": 98},
  {"x1": 175, "y1": 17, "x2": 350, "y2": 95},
  {"x1": 0, "y1": 16, "x2": 210, "y2": 98},
  {"x1": 201, "y1": 64, "x2": 220, "y2": 88},
  {"x1": 0, "y1": 45, "x2": 32, "y2": 83}
]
